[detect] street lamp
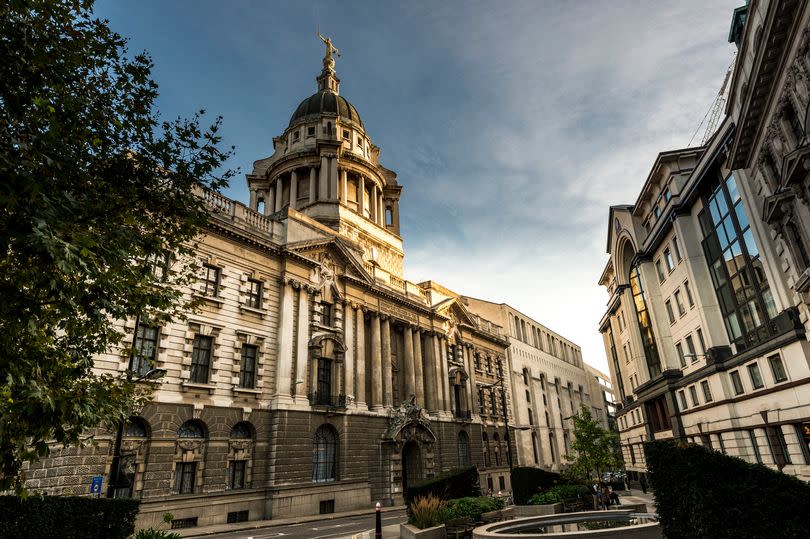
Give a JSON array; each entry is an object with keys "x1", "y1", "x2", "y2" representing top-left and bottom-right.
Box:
[{"x1": 106, "y1": 366, "x2": 166, "y2": 498}]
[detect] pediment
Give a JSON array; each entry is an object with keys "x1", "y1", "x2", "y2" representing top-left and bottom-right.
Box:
[
  {"x1": 434, "y1": 297, "x2": 478, "y2": 333},
  {"x1": 286, "y1": 237, "x2": 373, "y2": 285}
]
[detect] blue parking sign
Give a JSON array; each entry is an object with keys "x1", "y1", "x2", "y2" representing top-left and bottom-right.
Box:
[{"x1": 90, "y1": 475, "x2": 103, "y2": 495}]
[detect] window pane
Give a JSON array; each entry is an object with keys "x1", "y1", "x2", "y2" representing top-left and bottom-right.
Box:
[
  {"x1": 726, "y1": 174, "x2": 740, "y2": 202},
  {"x1": 734, "y1": 201, "x2": 749, "y2": 231},
  {"x1": 743, "y1": 228, "x2": 759, "y2": 258}
]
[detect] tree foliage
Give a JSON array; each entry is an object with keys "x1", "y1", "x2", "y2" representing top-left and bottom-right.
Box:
[
  {"x1": 0, "y1": 0, "x2": 235, "y2": 490},
  {"x1": 564, "y1": 404, "x2": 622, "y2": 480}
]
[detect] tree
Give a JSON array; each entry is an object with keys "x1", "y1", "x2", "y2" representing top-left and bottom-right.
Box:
[
  {"x1": 0, "y1": 0, "x2": 235, "y2": 491},
  {"x1": 564, "y1": 404, "x2": 622, "y2": 481}
]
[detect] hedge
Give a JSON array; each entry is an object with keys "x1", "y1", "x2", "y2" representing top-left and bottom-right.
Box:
[
  {"x1": 645, "y1": 440, "x2": 810, "y2": 538},
  {"x1": 527, "y1": 484, "x2": 591, "y2": 505},
  {"x1": 441, "y1": 496, "x2": 505, "y2": 522},
  {"x1": 404, "y1": 466, "x2": 481, "y2": 508},
  {"x1": 0, "y1": 495, "x2": 140, "y2": 538},
  {"x1": 510, "y1": 467, "x2": 561, "y2": 505}
]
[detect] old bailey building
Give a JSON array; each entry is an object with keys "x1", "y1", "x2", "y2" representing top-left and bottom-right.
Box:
[{"x1": 21, "y1": 40, "x2": 530, "y2": 529}]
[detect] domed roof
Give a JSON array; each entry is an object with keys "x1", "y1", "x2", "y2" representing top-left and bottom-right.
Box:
[{"x1": 289, "y1": 91, "x2": 363, "y2": 128}]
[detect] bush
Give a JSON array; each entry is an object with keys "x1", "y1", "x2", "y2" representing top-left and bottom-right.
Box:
[
  {"x1": 408, "y1": 495, "x2": 445, "y2": 529},
  {"x1": 510, "y1": 467, "x2": 562, "y2": 505},
  {"x1": 645, "y1": 440, "x2": 810, "y2": 538},
  {"x1": 527, "y1": 484, "x2": 590, "y2": 505},
  {"x1": 0, "y1": 495, "x2": 140, "y2": 538},
  {"x1": 442, "y1": 496, "x2": 505, "y2": 522},
  {"x1": 129, "y1": 530, "x2": 181, "y2": 539},
  {"x1": 404, "y1": 466, "x2": 481, "y2": 508}
]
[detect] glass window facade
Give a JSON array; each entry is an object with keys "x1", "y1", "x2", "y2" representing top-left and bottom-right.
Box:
[
  {"x1": 700, "y1": 174, "x2": 777, "y2": 350},
  {"x1": 630, "y1": 264, "x2": 662, "y2": 378}
]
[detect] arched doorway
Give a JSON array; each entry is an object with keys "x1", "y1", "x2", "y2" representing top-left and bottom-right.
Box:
[{"x1": 402, "y1": 440, "x2": 422, "y2": 491}]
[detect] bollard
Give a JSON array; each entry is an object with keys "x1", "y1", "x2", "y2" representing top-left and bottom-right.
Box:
[{"x1": 375, "y1": 501, "x2": 382, "y2": 539}]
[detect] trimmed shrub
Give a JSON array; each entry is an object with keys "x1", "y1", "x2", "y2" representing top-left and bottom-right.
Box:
[
  {"x1": 527, "y1": 484, "x2": 590, "y2": 505},
  {"x1": 408, "y1": 494, "x2": 445, "y2": 530},
  {"x1": 442, "y1": 496, "x2": 505, "y2": 522},
  {"x1": 404, "y1": 465, "x2": 481, "y2": 508},
  {"x1": 510, "y1": 467, "x2": 562, "y2": 505},
  {"x1": 645, "y1": 440, "x2": 810, "y2": 538},
  {"x1": 0, "y1": 495, "x2": 140, "y2": 538}
]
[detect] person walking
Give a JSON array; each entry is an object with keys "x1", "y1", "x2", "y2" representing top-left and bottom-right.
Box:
[{"x1": 640, "y1": 474, "x2": 648, "y2": 495}]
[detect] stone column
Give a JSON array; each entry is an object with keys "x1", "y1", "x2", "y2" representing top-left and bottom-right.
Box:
[
  {"x1": 289, "y1": 170, "x2": 298, "y2": 210},
  {"x1": 432, "y1": 335, "x2": 442, "y2": 414},
  {"x1": 266, "y1": 185, "x2": 275, "y2": 215},
  {"x1": 275, "y1": 279, "x2": 294, "y2": 400},
  {"x1": 344, "y1": 304, "x2": 355, "y2": 404},
  {"x1": 370, "y1": 313, "x2": 383, "y2": 410},
  {"x1": 464, "y1": 344, "x2": 475, "y2": 414},
  {"x1": 413, "y1": 329, "x2": 425, "y2": 406},
  {"x1": 378, "y1": 194, "x2": 385, "y2": 226},
  {"x1": 439, "y1": 337, "x2": 450, "y2": 411},
  {"x1": 329, "y1": 157, "x2": 338, "y2": 200},
  {"x1": 294, "y1": 286, "x2": 310, "y2": 399},
  {"x1": 249, "y1": 189, "x2": 257, "y2": 210},
  {"x1": 309, "y1": 167, "x2": 316, "y2": 204},
  {"x1": 319, "y1": 157, "x2": 329, "y2": 200},
  {"x1": 423, "y1": 333, "x2": 436, "y2": 411},
  {"x1": 403, "y1": 326, "x2": 415, "y2": 399},
  {"x1": 355, "y1": 308, "x2": 366, "y2": 408},
  {"x1": 370, "y1": 184, "x2": 377, "y2": 223},
  {"x1": 381, "y1": 317, "x2": 392, "y2": 408},
  {"x1": 359, "y1": 176, "x2": 365, "y2": 216},
  {"x1": 341, "y1": 169, "x2": 348, "y2": 205},
  {"x1": 274, "y1": 177, "x2": 283, "y2": 212}
]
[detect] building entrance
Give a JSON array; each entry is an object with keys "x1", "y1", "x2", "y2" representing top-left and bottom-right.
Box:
[{"x1": 402, "y1": 440, "x2": 422, "y2": 491}]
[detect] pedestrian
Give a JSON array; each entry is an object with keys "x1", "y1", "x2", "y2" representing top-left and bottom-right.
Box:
[
  {"x1": 609, "y1": 488, "x2": 620, "y2": 506},
  {"x1": 601, "y1": 484, "x2": 611, "y2": 509},
  {"x1": 640, "y1": 474, "x2": 648, "y2": 494}
]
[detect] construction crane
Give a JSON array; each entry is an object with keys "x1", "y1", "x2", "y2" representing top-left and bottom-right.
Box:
[{"x1": 688, "y1": 54, "x2": 736, "y2": 147}]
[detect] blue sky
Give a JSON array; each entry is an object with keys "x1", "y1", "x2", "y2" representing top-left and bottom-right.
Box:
[{"x1": 95, "y1": 0, "x2": 740, "y2": 374}]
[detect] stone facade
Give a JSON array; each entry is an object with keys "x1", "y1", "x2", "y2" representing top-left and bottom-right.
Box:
[
  {"x1": 599, "y1": 39, "x2": 810, "y2": 485},
  {"x1": 461, "y1": 298, "x2": 604, "y2": 473},
  {"x1": 22, "y1": 44, "x2": 517, "y2": 530}
]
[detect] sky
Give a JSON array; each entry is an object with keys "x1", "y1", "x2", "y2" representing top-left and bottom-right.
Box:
[{"x1": 95, "y1": 0, "x2": 740, "y2": 375}]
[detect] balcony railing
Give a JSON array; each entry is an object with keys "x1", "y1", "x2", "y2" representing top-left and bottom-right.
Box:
[{"x1": 308, "y1": 392, "x2": 347, "y2": 408}]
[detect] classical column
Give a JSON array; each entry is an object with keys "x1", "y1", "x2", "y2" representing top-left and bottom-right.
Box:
[
  {"x1": 275, "y1": 279, "x2": 294, "y2": 400},
  {"x1": 344, "y1": 304, "x2": 355, "y2": 404},
  {"x1": 359, "y1": 176, "x2": 366, "y2": 216},
  {"x1": 439, "y1": 337, "x2": 450, "y2": 411},
  {"x1": 309, "y1": 167, "x2": 316, "y2": 204},
  {"x1": 403, "y1": 326, "x2": 415, "y2": 399},
  {"x1": 355, "y1": 308, "x2": 366, "y2": 408},
  {"x1": 319, "y1": 156, "x2": 329, "y2": 200},
  {"x1": 329, "y1": 157, "x2": 339, "y2": 200},
  {"x1": 289, "y1": 170, "x2": 298, "y2": 210},
  {"x1": 341, "y1": 169, "x2": 348, "y2": 205},
  {"x1": 432, "y1": 335, "x2": 442, "y2": 413},
  {"x1": 274, "y1": 177, "x2": 283, "y2": 212},
  {"x1": 463, "y1": 344, "x2": 475, "y2": 414},
  {"x1": 370, "y1": 313, "x2": 383, "y2": 410},
  {"x1": 423, "y1": 333, "x2": 436, "y2": 411},
  {"x1": 294, "y1": 286, "x2": 310, "y2": 398},
  {"x1": 378, "y1": 194, "x2": 385, "y2": 226},
  {"x1": 413, "y1": 329, "x2": 425, "y2": 406},
  {"x1": 249, "y1": 189, "x2": 257, "y2": 210},
  {"x1": 266, "y1": 185, "x2": 275, "y2": 215},
  {"x1": 370, "y1": 184, "x2": 377, "y2": 222},
  {"x1": 381, "y1": 317, "x2": 392, "y2": 408}
]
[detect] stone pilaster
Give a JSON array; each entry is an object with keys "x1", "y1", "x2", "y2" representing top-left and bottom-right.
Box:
[
  {"x1": 439, "y1": 337, "x2": 450, "y2": 412},
  {"x1": 413, "y1": 329, "x2": 425, "y2": 406},
  {"x1": 319, "y1": 157, "x2": 329, "y2": 200},
  {"x1": 309, "y1": 167, "x2": 316, "y2": 204},
  {"x1": 266, "y1": 185, "x2": 275, "y2": 215},
  {"x1": 355, "y1": 307, "x2": 366, "y2": 408},
  {"x1": 359, "y1": 176, "x2": 366, "y2": 216},
  {"x1": 370, "y1": 313, "x2": 383, "y2": 410},
  {"x1": 294, "y1": 285, "x2": 310, "y2": 399},
  {"x1": 329, "y1": 157, "x2": 338, "y2": 200},
  {"x1": 344, "y1": 303, "x2": 355, "y2": 405},
  {"x1": 274, "y1": 177, "x2": 283, "y2": 212},
  {"x1": 341, "y1": 169, "x2": 348, "y2": 205},
  {"x1": 381, "y1": 317, "x2": 392, "y2": 408},
  {"x1": 275, "y1": 279, "x2": 294, "y2": 404},
  {"x1": 423, "y1": 333, "x2": 436, "y2": 412},
  {"x1": 432, "y1": 335, "x2": 442, "y2": 414},
  {"x1": 403, "y1": 325, "x2": 415, "y2": 399},
  {"x1": 289, "y1": 170, "x2": 298, "y2": 210}
]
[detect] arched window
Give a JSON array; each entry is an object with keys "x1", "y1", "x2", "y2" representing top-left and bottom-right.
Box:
[
  {"x1": 178, "y1": 420, "x2": 205, "y2": 438},
  {"x1": 124, "y1": 417, "x2": 148, "y2": 438},
  {"x1": 457, "y1": 431, "x2": 470, "y2": 467},
  {"x1": 385, "y1": 206, "x2": 393, "y2": 226},
  {"x1": 531, "y1": 433, "x2": 540, "y2": 464},
  {"x1": 256, "y1": 198, "x2": 265, "y2": 214},
  {"x1": 313, "y1": 425, "x2": 338, "y2": 482},
  {"x1": 230, "y1": 422, "x2": 252, "y2": 439}
]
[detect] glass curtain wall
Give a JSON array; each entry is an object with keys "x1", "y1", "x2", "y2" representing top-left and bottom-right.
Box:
[{"x1": 630, "y1": 264, "x2": 662, "y2": 378}]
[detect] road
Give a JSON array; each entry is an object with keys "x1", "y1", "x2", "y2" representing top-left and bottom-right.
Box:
[{"x1": 187, "y1": 508, "x2": 407, "y2": 539}]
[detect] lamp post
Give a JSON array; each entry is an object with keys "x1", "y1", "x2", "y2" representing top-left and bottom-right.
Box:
[{"x1": 106, "y1": 357, "x2": 166, "y2": 497}]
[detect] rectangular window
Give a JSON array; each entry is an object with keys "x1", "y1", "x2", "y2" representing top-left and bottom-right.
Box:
[
  {"x1": 678, "y1": 389, "x2": 688, "y2": 409},
  {"x1": 656, "y1": 260, "x2": 665, "y2": 282},
  {"x1": 150, "y1": 251, "x2": 171, "y2": 282},
  {"x1": 478, "y1": 388, "x2": 485, "y2": 415},
  {"x1": 676, "y1": 342, "x2": 686, "y2": 368},
  {"x1": 696, "y1": 328, "x2": 706, "y2": 354},
  {"x1": 796, "y1": 423, "x2": 810, "y2": 464},
  {"x1": 228, "y1": 461, "x2": 246, "y2": 489},
  {"x1": 321, "y1": 303, "x2": 333, "y2": 326},
  {"x1": 776, "y1": 427, "x2": 792, "y2": 465},
  {"x1": 174, "y1": 462, "x2": 196, "y2": 494},
  {"x1": 684, "y1": 280, "x2": 694, "y2": 307},
  {"x1": 688, "y1": 385, "x2": 699, "y2": 407},
  {"x1": 246, "y1": 279, "x2": 263, "y2": 309},
  {"x1": 131, "y1": 324, "x2": 159, "y2": 376},
  {"x1": 730, "y1": 370, "x2": 744, "y2": 395},
  {"x1": 747, "y1": 363, "x2": 764, "y2": 389},
  {"x1": 190, "y1": 335, "x2": 213, "y2": 383},
  {"x1": 674, "y1": 290, "x2": 686, "y2": 316},
  {"x1": 342, "y1": 129, "x2": 350, "y2": 139},
  {"x1": 666, "y1": 300, "x2": 675, "y2": 324},
  {"x1": 685, "y1": 335, "x2": 697, "y2": 362},
  {"x1": 748, "y1": 430, "x2": 762, "y2": 463},
  {"x1": 307, "y1": 126, "x2": 315, "y2": 137},
  {"x1": 701, "y1": 380, "x2": 713, "y2": 403},
  {"x1": 664, "y1": 248, "x2": 675, "y2": 272},
  {"x1": 768, "y1": 355, "x2": 787, "y2": 383},
  {"x1": 292, "y1": 130, "x2": 300, "y2": 141},
  {"x1": 201, "y1": 264, "x2": 220, "y2": 297},
  {"x1": 672, "y1": 236, "x2": 682, "y2": 261},
  {"x1": 239, "y1": 344, "x2": 257, "y2": 389}
]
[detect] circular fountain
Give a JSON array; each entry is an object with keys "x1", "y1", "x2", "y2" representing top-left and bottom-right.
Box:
[{"x1": 473, "y1": 510, "x2": 661, "y2": 538}]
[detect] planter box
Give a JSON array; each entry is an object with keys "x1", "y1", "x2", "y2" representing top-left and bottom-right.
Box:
[
  {"x1": 513, "y1": 502, "x2": 563, "y2": 517},
  {"x1": 401, "y1": 522, "x2": 447, "y2": 539}
]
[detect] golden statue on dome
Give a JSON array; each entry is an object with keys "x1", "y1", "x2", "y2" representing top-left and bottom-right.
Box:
[{"x1": 318, "y1": 31, "x2": 340, "y2": 70}]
